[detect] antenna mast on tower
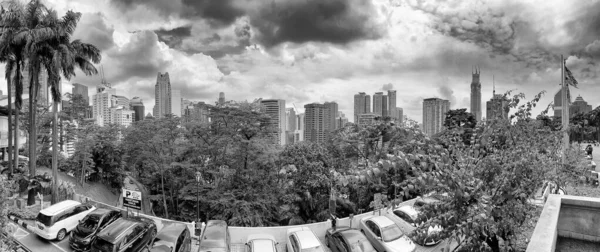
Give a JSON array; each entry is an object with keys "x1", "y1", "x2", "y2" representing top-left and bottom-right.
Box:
[{"x1": 100, "y1": 65, "x2": 111, "y2": 88}]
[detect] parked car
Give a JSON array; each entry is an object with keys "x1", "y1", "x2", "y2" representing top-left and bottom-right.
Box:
[
  {"x1": 392, "y1": 205, "x2": 443, "y2": 246},
  {"x1": 149, "y1": 223, "x2": 192, "y2": 252},
  {"x1": 34, "y1": 200, "x2": 96, "y2": 241},
  {"x1": 70, "y1": 208, "x2": 122, "y2": 251},
  {"x1": 325, "y1": 226, "x2": 376, "y2": 252},
  {"x1": 359, "y1": 216, "x2": 416, "y2": 252},
  {"x1": 286, "y1": 227, "x2": 326, "y2": 252},
  {"x1": 199, "y1": 220, "x2": 230, "y2": 252},
  {"x1": 245, "y1": 234, "x2": 278, "y2": 252},
  {"x1": 91, "y1": 217, "x2": 157, "y2": 252}
]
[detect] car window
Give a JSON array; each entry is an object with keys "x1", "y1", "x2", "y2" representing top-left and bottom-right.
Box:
[
  {"x1": 73, "y1": 205, "x2": 88, "y2": 215},
  {"x1": 394, "y1": 211, "x2": 414, "y2": 224},
  {"x1": 57, "y1": 208, "x2": 75, "y2": 222},
  {"x1": 335, "y1": 235, "x2": 347, "y2": 252},
  {"x1": 366, "y1": 221, "x2": 380, "y2": 237},
  {"x1": 175, "y1": 229, "x2": 185, "y2": 252}
]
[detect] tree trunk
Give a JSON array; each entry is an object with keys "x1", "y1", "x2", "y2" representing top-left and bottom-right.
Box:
[
  {"x1": 160, "y1": 166, "x2": 169, "y2": 219},
  {"x1": 51, "y1": 101, "x2": 59, "y2": 204},
  {"x1": 7, "y1": 74, "x2": 13, "y2": 177}
]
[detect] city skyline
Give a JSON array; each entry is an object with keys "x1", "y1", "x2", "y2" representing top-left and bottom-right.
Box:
[{"x1": 0, "y1": 0, "x2": 598, "y2": 123}]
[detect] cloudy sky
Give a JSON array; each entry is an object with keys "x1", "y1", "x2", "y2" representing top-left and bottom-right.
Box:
[{"x1": 4, "y1": 0, "x2": 599, "y2": 123}]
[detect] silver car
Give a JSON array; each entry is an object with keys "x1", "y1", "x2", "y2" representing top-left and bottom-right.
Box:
[{"x1": 359, "y1": 216, "x2": 416, "y2": 252}]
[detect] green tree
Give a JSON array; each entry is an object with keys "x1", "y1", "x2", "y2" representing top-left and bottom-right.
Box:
[
  {"x1": 395, "y1": 92, "x2": 585, "y2": 252},
  {"x1": 443, "y1": 108, "x2": 477, "y2": 129}
]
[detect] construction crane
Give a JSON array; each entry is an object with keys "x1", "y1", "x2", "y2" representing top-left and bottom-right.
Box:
[
  {"x1": 100, "y1": 65, "x2": 111, "y2": 88},
  {"x1": 292, "y1": 103, "x2": 299, "y2": 112}
]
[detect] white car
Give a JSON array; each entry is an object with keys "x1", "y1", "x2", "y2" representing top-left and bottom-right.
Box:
[
  {"x1": 392, "y1": 205, "x2": 443, "y2": 246},
  {"x1": 246, "y1": 234, "x2": 278, "y2": 252},
  {"x1": 34, "y1": 200, "x2": 96, "y2": 241},
  {"x1": 359, "y1": 215, "x2": 416, "y2": 252},
  {"x1": 286, "y1": 227, "x2": 325, "y2": 252}
]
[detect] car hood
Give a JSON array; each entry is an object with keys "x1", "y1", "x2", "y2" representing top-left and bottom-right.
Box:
[
  {"x1": 73, "y1": 226, "x2": 96, "y2": 239},
  {"x1": 384, "y1": 236, "x2": 416, "y2": 252}
]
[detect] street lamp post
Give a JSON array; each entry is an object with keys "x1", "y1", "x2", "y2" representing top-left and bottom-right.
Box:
[{"x1": 195, "y1": 171, "x2": 202, "y2": 222}]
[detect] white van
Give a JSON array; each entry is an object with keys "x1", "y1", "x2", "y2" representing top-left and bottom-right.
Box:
[{"x1": 33, "y1": 200, "x2": 96, "y2": 241}]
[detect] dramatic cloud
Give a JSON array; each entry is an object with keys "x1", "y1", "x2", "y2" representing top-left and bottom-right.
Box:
[
  {"x1": 381, "y1": 83, "x2": 394, "y2": 91},
  {"x1": 73, "y1": 13, "x2": 115, "y2": 51}
]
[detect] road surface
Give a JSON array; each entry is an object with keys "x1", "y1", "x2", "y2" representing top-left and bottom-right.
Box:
[{"x1": 6, "y1": 221, "x2": 70, "y2": 252}]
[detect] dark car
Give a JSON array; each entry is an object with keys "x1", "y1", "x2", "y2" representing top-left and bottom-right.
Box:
[
  {"x1": 149, "y1": 223, "x2": 191, "y2": 252},
  {"x1": 325, "y1": 226, "x2": 376, "y2": 252},
  {"x1": 70, "y1": 208, "x2": 122, "y2": 251},
  {"x1": 91, "y1": 217, "x2": 157, "y2": 252}
]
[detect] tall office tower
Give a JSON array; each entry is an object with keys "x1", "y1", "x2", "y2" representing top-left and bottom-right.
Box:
[
  {"x1": 323, "y1": 102, "x2": 338, "y2": 138},
  {"x1": 570, "y1": 95, "x2": 593, "y2": 118},
  {"x1": 553, "y1": 87, "x2": 571, "y2": 118},
  {"x1": 182, "y1": 99, "x2": 192, "y2": 116},
  {"x1": 218, "y1": 92, "x2": 225, "y2": 105},
  {"x1": 184, "y1": 102, "x2": 210, "y2": 123},
  {"x1": 353, "y1": 92, "x2": 371, "y2": 123},
  {"x1": 470, "y1": 67, "x2": 482, "y2": 121},
  {"x1": 304, "y1": 103, "x2": 325, "y2": 143},
  {"x1": 92, "y1": 86, "x2": 117, "y2": 126},
  {"x1": 382, "y1": 95, "x2": 388, "y2": 117},
  {"x1": 388, "y1": 90, "x2": 396, "y2": 113},
  {"x1": 393, "y1": 108, "x2": 404, "y2": 126},
  {"x1": 286, "y1": 108, "x2": 297, "y2": 131},
  {"x1": 130, "y1": 97, "x2": 145, "y2": 122},
  {"x1": 171, "y1": 89, "x2": 182, "y2": 117},
  {"x1": 373, "y1": 92, "x2": 384, "y2": 116},
  {"x1": 72, "y1": 83, "x2": 89, "y2": 104},
  {"x1": 153, "y1": 72, "x2": 171, "y2": 118},
  {"x1": 260, "y1": 99, "x2": 286, "y2": 145},
  {"x1": 336, "y1": 116, "x2": 349, "y2": 129},
  {"x1": 295, "y1": 113, "x2": 305, "y2": 142},
  {"x1": 422, "y1": 98, "x2": 450, "y2": 136}
]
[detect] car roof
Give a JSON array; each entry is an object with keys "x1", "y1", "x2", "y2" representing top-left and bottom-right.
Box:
[
  {"x1": 250, "y1": 239, "x2": 275, "y2": 252},
  {"x1": 156, "y1": 223, "x2": 187, "y2": 242},
  {"x1": 397, "y1": 205, "x2": 419, "y2": 219},
  {"x1": 369, "y1": 216, "x2": 395, "y2": 228},
  {"x1": 97, "y1": 218, "x2": 140, "y2": 243},
  {"x1": 40, "y1": 200, "x2": 81, "y2": 215},
  {"x1": 294, "y1": 230, "x2": 321, "y2": 249},
  {"x1": 247, "y1": 234, "x2": 276, "y2": 243},
  {"x1": 338, "y1": 229, "x2": 367, "y2": 244},
  {"x1": 203, "y1": 220, "x2": 227, "y2": 240}
]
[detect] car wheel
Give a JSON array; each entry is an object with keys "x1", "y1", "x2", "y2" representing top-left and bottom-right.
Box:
[{"x1": 56, "y1": 229, "x2": 67, "y2": 241}]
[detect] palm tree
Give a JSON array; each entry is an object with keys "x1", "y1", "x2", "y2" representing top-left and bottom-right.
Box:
[{"x1": 31, "y1": 9, "x2": 100, "y2": 204}]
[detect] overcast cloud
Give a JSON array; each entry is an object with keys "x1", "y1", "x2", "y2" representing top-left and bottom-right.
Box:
[{"x1": 2, "y1": 0, "x2": 597, "y2": 123}]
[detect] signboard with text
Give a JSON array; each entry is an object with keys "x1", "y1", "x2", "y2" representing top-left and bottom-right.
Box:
[{"x1": 122, "y1": 188, "x2": 142, "y2": 210}]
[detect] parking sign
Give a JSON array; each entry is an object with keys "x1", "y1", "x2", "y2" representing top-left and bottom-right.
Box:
[{"x1": 122, "y1": 188, "x2": 142, "y2": 210}]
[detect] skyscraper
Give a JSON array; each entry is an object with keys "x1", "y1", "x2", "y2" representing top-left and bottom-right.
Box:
[
  {"x1": 393, "y1": 108, "x2": 404, "y2": 126},
  {"x1": 304, "y1": 103, "x2": 325, "y2": 143},
  {"x1": 388, "y1": 90, "x2": 397, "y2": 119},
  {"x1": 153, "y1": 72, "x2": 171, "y2": 118},
  {"x1": 171, "y1": 89, "x2": 182, "y2": 117},
  {"x1": 92, "y1": 86, "x2": 116, "y2": 126},
  {"x1": 553, "y1": 87, "x2": 571, "y2": 118},
  {"x1": 218, "y1": 92, "x2": 225, "y2": 105},
  {"x1": 353, "y1": 92, "x2": 371, "y2": 123},
  {"x1": 422, "y1": 98, "x2": 450, "y2": 136},
  {"x1": 130, "y1": 97, "x2": 145, "y2": 122},
  {"x1": 323, "y1": 102, "x2": 338, "y2": 138},
  {"x1": 72, "y1": 83, "x2": 89, "y2": 104},
  {"x1": 286, "y1": 108, "x2": 297, "y2": 131},
  {"x1": 295, "y1": 113, "x2": 305, "y2": 142},
  {"x1": 260, "y1": 99, "x2": 286, "y2": 145},
  {"x1": 373, "y1": 92, "x2": 384, "y2": 116},
  {"x1": 486, "y1": 88, "x2": 509, "y2": 121},
  {"x1": 470, "y1": 67, "x2": 482, "y2": 121}
]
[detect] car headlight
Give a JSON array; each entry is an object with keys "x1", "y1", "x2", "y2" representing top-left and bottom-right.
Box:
[{"x1": 81, "y1": 237, "x2": 92, "y2": 245}]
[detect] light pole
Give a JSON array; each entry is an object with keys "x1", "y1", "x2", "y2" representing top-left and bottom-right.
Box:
[{"x1": 195, "y1": 171, "x2": 202, "y2": 222}]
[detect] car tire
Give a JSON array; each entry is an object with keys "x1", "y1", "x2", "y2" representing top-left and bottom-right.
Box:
[{"x1": 56, "y1": 229, "x2": 67, "y2": 241}]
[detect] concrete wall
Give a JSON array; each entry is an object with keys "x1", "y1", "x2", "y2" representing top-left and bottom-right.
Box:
[{"x1": 527, "y1": 194, "x2": 600, "y2": 252}]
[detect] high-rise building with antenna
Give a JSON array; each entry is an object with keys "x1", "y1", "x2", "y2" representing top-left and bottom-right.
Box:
[{"x1": 470, "y1": 67, "x2": 482, "y2": 121}]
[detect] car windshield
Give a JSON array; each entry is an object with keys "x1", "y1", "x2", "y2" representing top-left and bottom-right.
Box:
[
  {"x1": 92, "y1": 238, "x2": 114, "y2": 251},
  {"x1": 301, "y1": 247, "x2": 324, "y2": 252},
  {"x1": 381, "y1": 225, "x2": 403, "y2": 242},
  {"x1": 36, "y1": 213, "x2": 53, "y2": 227},
  {"x1": 80, "y1": 215, "x2": 100, "y2": 230},
  {"x1": 349, "y1": 239, "x2": 376, "y2": 252}
]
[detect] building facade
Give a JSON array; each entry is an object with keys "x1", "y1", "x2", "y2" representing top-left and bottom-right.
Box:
[
  {"x1": 260, "y1": 99, "x2": 286, "y2": 145},
  {"x1": 304, "y1": 103, "x2": 325, "y2": 143},
  {"x1": 553, "y1": 87, "x2": 572, "y2": 118},
  {"x1": 570, "y1": 95, "x2": 592, "y2": 117},
  {"x1": 184, "y1": 102, "x2": 210, "y2": 123},
  {"x1": 171, "y1": 89, "x2": 182, "y2": 117},
  {"x1": 130, "y1": 97, "x2": 145, "y2": 122},
  {"x1": 295, "y1": 113, "x2": 305, "y2": 142},
  {"x1": 218, "y1": 92, "x2": 225, "y2": 105},
  {"x1": 486, "y1": 94, "x2": 509, "y2": 121},
  {"x1": 92, "y1": 86, "x2": 116, "y2": 126},
  {"x1": 373, "y1": 92, "x2": 384, "y2": 116},
  {"x1": 353, "y1": 92, "x2": 371, "y2": 123},
  {"x1": 153, "y1": 72, "x2": 171, "y2": 118},
  {"x1": 470, "y1": 68, "x2": 482, "y2": 121},
  {"x1": 72, "y1": 83, "x2": 89, "y2": 104},
  {"x1": 110, "y1": 106, "x2": 135, "y2": 127},
  {"x1": 358, "y1": 113, "x2": 378, "y2": 126},
  {"x1": 286, "y1": 108, "x2": 297, "y2": 132},
  {"x1": 422, "y1": 98, "x2": 450, "y2": 136},
  {"x1": 323, "y1": 102, "x2": 338, "y2": 139}
]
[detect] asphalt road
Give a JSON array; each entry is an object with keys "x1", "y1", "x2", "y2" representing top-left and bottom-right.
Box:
[{"x1": 6, "y1": 221, "x2": 71, "y2": 252}]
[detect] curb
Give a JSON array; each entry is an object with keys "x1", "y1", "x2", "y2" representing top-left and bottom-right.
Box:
[{"x1": 7, "y1": 214, "x2": 34, "y2": 232}]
